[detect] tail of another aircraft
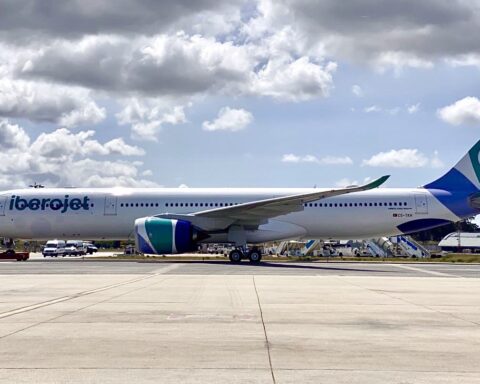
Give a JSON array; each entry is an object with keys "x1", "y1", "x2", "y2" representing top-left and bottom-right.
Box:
[{"x1": 424, "y1": 140, "x2": 480, "y2": 217}]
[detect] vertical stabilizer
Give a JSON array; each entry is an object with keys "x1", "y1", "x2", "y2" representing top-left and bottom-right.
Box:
[
  {"x1": 424, "y1": 140, "x2": 480, "y2": 191},
  {"x1": 424, "y1": 140, "x2": 480, "y2": 218}
]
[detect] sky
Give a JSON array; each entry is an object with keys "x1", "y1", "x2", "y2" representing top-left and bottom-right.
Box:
[{"x1": 1, "y1": 0, "x2": 480, "y2": 191}]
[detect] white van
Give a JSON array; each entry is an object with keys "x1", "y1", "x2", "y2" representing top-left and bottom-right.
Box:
[{"x1": 42, "y1": 240, "x2": 66, "y2": 258}]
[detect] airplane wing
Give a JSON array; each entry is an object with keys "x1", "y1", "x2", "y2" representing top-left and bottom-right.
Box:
[{"x1": 156, "y1": 175, "x2": 389, "y2": 229}]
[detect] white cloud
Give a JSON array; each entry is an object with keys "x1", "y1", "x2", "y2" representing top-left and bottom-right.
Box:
[
  {"x1": 202, "y1": 107, "x2": 253, "y2": 132},
  {"x1": 364, "y1": 105, "x2": 381, "y2": 113},
  {"x1": 281, "y1": 154, "x2": 301, "y2": 163},
  {"x1": 375, "y1": 51, "x2": 434, "y2": 73},
  {"x1": 30, "y1": 128, "x2": 144, "y2": 159},
  {"x1": 104, "y1": 138, "x2": 145, "y2": 156},
  {"x1": 16, "y1": 30, "x2": 337, "y2": 104},
  {"x1": 446, "y1": 54, "x2": 480, "y2": 69},
  {"x1": 0, "y1": 120, "x2": 30, "y2": 151},
  {"x1": 282, "y1": 154, "x2": 353, "y2": 165},
  {"x1": 362, "y1": 148, "x2": 443, "y2": 168},
  {"x1": 437, "y1": 97, "x2": 480, "y2": 126},
  {"x1": 19, "y1": 33, "x2": 253, "y2": 98},
  {"x1": 407, "y1": 103, "x2": 421, "y2": 114},
  {"x1": 58, "y1": 101, "x2": 106, "y2": 128},
  {"x1": 0, "y1": 78, "x2": 105, "y2": 127},
  {"x1": 363, "y1": 105, "x2": 404, "y2": 115},
  {"x1": 249, "y1": 0, "x2": 480, "y2": 71},
  {"x1": 116, "y1": 98, "x2": 188, "y2": 141},
  {"x1": 0, "y1": 120, "x2": 151, "y2": 189},
  {"x1": 249, "y1": 57, "x2": 337, "y2": 102},
  {"x1": 352, "y1": 84, "x2": 363, "y2": 97}
]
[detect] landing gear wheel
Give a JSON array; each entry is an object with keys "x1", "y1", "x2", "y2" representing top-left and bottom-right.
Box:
[
  {"x1": 229, "y1": 249, "x2": 243, "y2": 263},
  {"x1": 248, "y1": 249, "x2": 262, "y2": 263}
]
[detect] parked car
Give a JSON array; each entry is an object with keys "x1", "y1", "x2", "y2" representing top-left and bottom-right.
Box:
[
  {"x1": 83, "y1": 242, "x2": 98, "y2": 255},
  {"x1": 63, "y1": 240, "x2": 86, "y2": 256},
  {"x1": 42, "y1": 240, "x2": 66, "y2": 257}
]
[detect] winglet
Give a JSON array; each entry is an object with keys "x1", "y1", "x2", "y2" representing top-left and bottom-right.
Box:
[{"x1": 361, "y1": 175, "x2": 390, "y2": 190}]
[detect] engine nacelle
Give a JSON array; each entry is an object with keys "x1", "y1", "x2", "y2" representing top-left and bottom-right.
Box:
[{"x1": 134, "y1": 217, "x2": 207, "y2": 254}]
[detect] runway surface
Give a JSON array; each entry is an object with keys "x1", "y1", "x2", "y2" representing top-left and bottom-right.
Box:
[
  {"x1": 1, "y1": 259, "x2": 480, "y2": 278},
  {"x1": 0, "y1": 260, "x2": 479, "y2": 383}
]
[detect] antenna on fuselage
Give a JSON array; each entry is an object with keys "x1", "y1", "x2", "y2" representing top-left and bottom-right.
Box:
[{"x1": 29, "y1": 182, "x2": 45, "y2": 189}]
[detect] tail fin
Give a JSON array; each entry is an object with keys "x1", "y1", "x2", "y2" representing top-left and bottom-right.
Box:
[{"x1": 424, "y1": 140, "x2": 480, "y2": 191}]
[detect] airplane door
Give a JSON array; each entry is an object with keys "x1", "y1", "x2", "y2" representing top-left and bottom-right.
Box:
[
  {"x1": 104, "y1": 195, "x2": 118, "y2": 216},
  {"x1": 0, "y1": 196, "x2": 7, "y2": 216},
  {"x1": 414, "y1": 193, "x2": 428, "y2": 214}
]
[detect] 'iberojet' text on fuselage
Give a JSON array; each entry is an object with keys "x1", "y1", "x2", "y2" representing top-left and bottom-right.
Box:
[{"x1": 9, "y1": 195, "x2": 91, "y2": 213}]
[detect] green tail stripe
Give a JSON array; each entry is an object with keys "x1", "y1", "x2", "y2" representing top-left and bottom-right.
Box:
[
  {"x1": 145, "y1": 218, "x2": 173, "y2": 253},
  {"x1": 468, "y1": 140, "x2": 480, "y2": 184}
]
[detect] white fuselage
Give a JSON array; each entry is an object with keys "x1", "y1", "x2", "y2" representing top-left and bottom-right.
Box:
[{"x1": 0, "y1": 187, "x2": 460, "y2": 242}]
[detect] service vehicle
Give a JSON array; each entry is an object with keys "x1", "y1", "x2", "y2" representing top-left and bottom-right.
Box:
[
  {"x1": 0, "y1": 250, "x2": 29, "y2": 261},
  {"x1": 83, "y1": 242, "x2": 98, "y2": 254},
  {"x1": 42, "y1": 240, "x2": 66, "y2": 257}
]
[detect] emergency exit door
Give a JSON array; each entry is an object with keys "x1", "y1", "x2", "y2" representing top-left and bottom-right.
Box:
[
  {"x1": 104, "y1": 195, "x2": 118, "y2": 215},
  {"x1": 414, "y1": 193, "x2": 428, "y2": 214}
]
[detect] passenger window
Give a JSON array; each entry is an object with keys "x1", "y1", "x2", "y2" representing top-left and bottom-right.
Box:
[
  {"x1": 394, "y1": 202, "x2": 397, "y2": 206},
  {"x1": 329, "y1": 203, "x2": 333, "y2": 207},
  {"x1": 374, "y1": 202, "x2": 377, "y2": 206}
]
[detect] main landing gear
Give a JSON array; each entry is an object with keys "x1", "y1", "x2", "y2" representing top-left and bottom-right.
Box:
[{"x1": 228, "y1": 247, "x2": 262, "y2": 263}]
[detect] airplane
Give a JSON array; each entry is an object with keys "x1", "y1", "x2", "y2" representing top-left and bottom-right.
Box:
[{"x1": 1, "y1": 141, "x2": 480, "y2": 262}]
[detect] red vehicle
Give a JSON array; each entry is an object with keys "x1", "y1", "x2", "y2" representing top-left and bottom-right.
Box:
[{"x1": 0, "y1": 250, "x2": 29, "y2": 261}]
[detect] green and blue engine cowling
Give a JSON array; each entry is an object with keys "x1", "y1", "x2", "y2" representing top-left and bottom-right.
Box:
[{"x1": 134, "y1": 217, "x2": 208, "y2": 254}]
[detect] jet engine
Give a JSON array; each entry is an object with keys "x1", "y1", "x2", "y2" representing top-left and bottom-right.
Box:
[{"x1": 134, "y1": 217, "x2": 208, "y2": 254}]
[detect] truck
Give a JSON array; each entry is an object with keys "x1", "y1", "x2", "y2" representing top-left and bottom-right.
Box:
[{"x1": 0, "y1": 250, "x2": 29, "y2": 261}]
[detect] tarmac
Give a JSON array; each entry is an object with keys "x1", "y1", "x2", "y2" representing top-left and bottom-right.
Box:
[{"x1": 0, "y1": 259, "x2": 479, "y2": 383}]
